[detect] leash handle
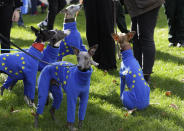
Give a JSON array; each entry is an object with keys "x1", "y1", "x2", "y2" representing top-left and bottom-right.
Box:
[{"x1": 0, "y1": 33, "x2": 76, "y2": 67}]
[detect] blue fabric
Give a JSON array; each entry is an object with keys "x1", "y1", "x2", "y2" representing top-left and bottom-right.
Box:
[
  {"x1": 38, "y1": 45, "x2": 60, "y2": 71},
  {"x1": 21, "y1": 0, "x2": 29, "y2": 14},
  {"x1": 120, "y1": 49, "x2": 150, "y2": 110},
  {"x1": 57, "y1": 22, "x2": 87, "y2": 60},
  {"x1": 36, "y1": 61, "x2": 93, "y2": 123},
  {"x1": 0, "y1": 46, "x2": 43, "y2": 100},
  {"x1": 2, "y1": 45, "x2": 60, "y2": 101}
]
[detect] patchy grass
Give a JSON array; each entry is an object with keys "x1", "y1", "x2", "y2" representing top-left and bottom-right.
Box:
[{"x1": 0, "y1": 7, "x2": 184, "y2": 131}]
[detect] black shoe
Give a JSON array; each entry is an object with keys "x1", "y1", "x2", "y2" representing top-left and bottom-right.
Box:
[{"x1": 168, "y1": 43, "x2": 177, "y2": 47}]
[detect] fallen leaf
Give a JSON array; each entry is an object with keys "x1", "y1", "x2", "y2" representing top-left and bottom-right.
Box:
[
  {"x1": 124, "y1": 113, "x2": 129, "y2": 117},
  {"x1": 169, "y1": 104, "x2": 178, "y2": 110},
  {"x1": 161, "y1": 112, "x2": 166, "y2": 116},
  {"x1": 112, "y1": 80, "x2": 117, "y2": 83},
  {"x1": 118, "y1": 128, "x2": 123, "y2": 131},
  {"x1": 31, "y1": 110, "x2": 36, "y2": 116},
  {"x1": 165, "y1": 91, "x2": 172, "y2": 96}
]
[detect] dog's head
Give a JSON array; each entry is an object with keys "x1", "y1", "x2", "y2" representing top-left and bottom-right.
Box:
[
  {"x1": 49, "y1": 29, "x2": 71, "y2": 47},
  {"x1": 72, "y1": 44, "x2": 99, "y2": 72},
  {"x1": 112, "y1": 31, "x2": 136, "y2": 50},
  {"x1": 31, "y1": 26, "x2": 56, "y2": 43},
  {"x1": 61, "y1": 4, "x2": 82, "y2": 18}
]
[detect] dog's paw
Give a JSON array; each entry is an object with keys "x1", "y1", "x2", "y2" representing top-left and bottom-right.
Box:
[
  {"x1": 49, "y1": 107, "x2": 56, "y2": 121},
  {"x1": 0, "y1": 86, "x2": 5, "y2": 96},
  {"x1": 34, "y1": 114, "x2": 39, "y2": 128},
  {"x1": 67, "y1": 122, "x2": 78, "y2": 131},
  {"x1": 78, "y1": 120, "x2": 83, "y2": 129}
]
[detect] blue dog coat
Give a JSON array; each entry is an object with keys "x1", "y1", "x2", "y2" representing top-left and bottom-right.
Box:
[
  {"x1": 57, "y1": 22, "x2": 87, "y2": 60},
  {"x1": 36, "y1": 61, "x2": 92, "y2": 123},
  {"x1": 2, "y1": 44, "x2": 60, "y2": 101},
  {"x1": 0, "y1": 46, "x2": 43, "y2": 100},
  {"x1": 120, "y1": 49, "x2": 150, "y2": 110}
]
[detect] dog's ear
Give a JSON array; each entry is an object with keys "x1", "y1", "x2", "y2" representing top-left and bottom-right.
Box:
[
  {"x1": 31, "y1": 26, "x2": 39, "y2": 34},
  {"x1": 72, "y1": 46, "x2": 80, "y2": 55},
  {"x1": 111, "y1": 33, "x2": 119, "y2": 42},
  {"x1": 127, "y1": 31, "x2": 136, "y2": 41},
  {"x1": 88, "y1": 44, "x2": 98, "y2": 56},
  {"x1": 60, "y1": 8, "x2": 68, "y2": 14}
]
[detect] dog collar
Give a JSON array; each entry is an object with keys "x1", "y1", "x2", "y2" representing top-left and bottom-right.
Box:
[
  {"x1": 32, "y1": 43, "x2": 44, "y2": 51},
  {"x1": 64, "y1": 18, "x2": 75, "y2": 23}
]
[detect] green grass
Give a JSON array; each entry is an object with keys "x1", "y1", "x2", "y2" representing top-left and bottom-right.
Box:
[{"x1": 0, "y1": 7, "x2": 184, "y2": 131}]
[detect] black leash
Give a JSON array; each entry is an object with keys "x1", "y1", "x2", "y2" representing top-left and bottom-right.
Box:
[{"x1": 0, "y1": 33, "x2": 77, "y2": 67}]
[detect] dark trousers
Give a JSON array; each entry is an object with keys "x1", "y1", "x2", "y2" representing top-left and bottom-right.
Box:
[
  {"x1": 164, "y1": 0, "x2": 184, "y2": 43},
  {"x1": 84, "y1": 0, "x2": 116, "y2": 70},
  {"x1": 115, "y1": 1, "x2": 128, "y2": 33},
  {"x1": 0, "y1": 4, "x2": 14, "y2": 53},
  {"x1": 131, "y1": 7, "x2": 160, "y2": 74},
  {"x1": 46, "y1": 0, "x2": 66, "y2": 30},
  {"x1": 31, "y1": 0, "x2": 37, "y2": 14}
]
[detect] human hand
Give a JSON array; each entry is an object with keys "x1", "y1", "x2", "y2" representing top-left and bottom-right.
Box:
[{"x1": 12, "y1": 9, "x2": 20, "y2": 22}]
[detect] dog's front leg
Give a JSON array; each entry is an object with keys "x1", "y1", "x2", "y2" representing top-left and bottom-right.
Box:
[
  {"x1": 34, "y1": 113, "x2": 39, "y2": 128},
  {"x1": 0, "y1": 86, "x2": 5, "y2": 96},
  {"x1": 78, "y1": 120, "x2": 83, "y2": 129},
  {"x1": 49, "y1": 106, "x2": 56, "y2": 121},
  {"x1": 67, "y1": 122, "x2": 78, "y2": 131}
]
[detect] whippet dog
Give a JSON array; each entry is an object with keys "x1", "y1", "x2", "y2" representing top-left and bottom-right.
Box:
[
  {"x1": 0, "y1": 27, "x2": 70, "y2": 107},
  {"x1": 112, "y1": 32, "x2": 150, "y2": 110},
  {"x1": 34, "y1": 45, "x2": 98, "y2": 131}
]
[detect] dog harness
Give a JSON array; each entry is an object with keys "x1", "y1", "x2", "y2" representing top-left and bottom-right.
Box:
[
  {"x1": 120, "y1": 49, "x2": 150, "y2": 110},
  {"x1": 36, "y1": 61, "x2": 93, "y2": 123},
  {"x1": 57, "y1": 22, "x2": 87, "y2": 60}
]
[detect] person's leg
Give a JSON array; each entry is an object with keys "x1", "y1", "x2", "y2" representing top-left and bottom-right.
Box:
[
  {"x1": 131, "y1": 17, "x2": 142, "y2": 68},
  {"x1": 138, "y1": 7, "x2": 161, "y2": 82},
  {"x1": 116, "y1": 1, "x2": 129, "y2": 33},
  {"x1": 31, "y1": 0, "x2": 38, "y2": 15},
  {"x1": 0, "y1": 5, "x2": 13, "y2": 53},
  {"x1": 175, "y1": 0, "x2": 184, "y2": 47},
  {"x1": 83, "y1": 0, "x2": 100, "y2": 62},
  {"x1": 164, "y1": 0, "x2": 177, "y2": 46},
  {"x1": 46, "y1": 0, "x2": 66, "y2": 30},
  {"x1": 96, "y1": 0, "x2": 116, "y2": 70}
]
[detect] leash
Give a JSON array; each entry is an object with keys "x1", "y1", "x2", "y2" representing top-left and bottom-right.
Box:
[
  {"x1": 113, "y1": 0, "x2": 121, "y2": 60},
  {"x1": 0, "y1": 33, "x2": 77, "y2": 68}
]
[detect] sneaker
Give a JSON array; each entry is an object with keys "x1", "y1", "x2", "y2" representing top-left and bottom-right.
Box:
[
  {"x1": 177, "y1": 43, "x2": 184, "y2": 47},
  {"x1": 37, "y1": 20, "x2": 47, "y2": 29},
  {"x1": 168, "y1": 43, "x2": 177, "y2": 47}
]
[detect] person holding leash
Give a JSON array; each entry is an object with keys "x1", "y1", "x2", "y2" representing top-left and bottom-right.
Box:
[{"x1": 123, "y1": 0, "x2": 164, "y2": 83}]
